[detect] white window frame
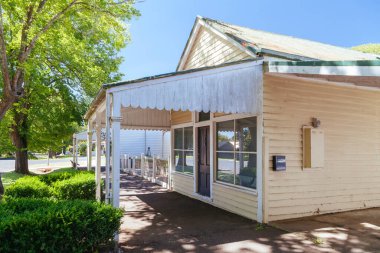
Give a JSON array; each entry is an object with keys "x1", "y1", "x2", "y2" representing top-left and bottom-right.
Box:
[
  {"x1": 215, "y1": 116, "x2": 258, "y2": 190},
  {"x1": 172, "y1": 124, "x2": 194, "y2": 176}
]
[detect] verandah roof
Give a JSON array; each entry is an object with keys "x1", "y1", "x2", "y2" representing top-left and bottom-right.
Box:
[{"x1": 106, "y1": 59, "x2": 263, "y2": 115}]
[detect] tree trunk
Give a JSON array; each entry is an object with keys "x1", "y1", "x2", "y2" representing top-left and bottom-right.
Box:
[
  {"x1": 48, "y1": 150, "x2": 56, "y2": 159},
  {"x1": 11, "y1": 110, "x2": 29, "y2": 174},
  {"x1": 0, "y1": 173, "x2": 4, "y2": 197}
]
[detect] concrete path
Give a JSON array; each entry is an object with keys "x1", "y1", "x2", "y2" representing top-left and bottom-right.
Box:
[
  {"x1": 118, "y1": 175, "x2": 327, "y2": 253},
  {"x1": 271, "y1": 208, "x2": 380, "y2": 253}
]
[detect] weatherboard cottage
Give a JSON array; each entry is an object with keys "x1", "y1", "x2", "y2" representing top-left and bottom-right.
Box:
[{"x1": 83, "y1": 16, "x2": 380, "y2": 223}]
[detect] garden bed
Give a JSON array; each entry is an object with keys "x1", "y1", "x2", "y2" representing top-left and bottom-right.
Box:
[{"x1": 0, "y1": 168, "x2": 121, "y2": 253}]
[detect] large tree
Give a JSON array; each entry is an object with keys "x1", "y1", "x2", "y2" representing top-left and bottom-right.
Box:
[
  {"x1": 352, "y1": 43, "x2": 380, "y2": 55},
  {"x1": 0, "y1": 0, "x2": 139, "y2": 173}
]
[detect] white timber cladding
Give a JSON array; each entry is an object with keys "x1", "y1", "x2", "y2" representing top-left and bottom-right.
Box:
[
  {"x1": 111, "y1": 61, "x2": 263, "y2": 114},
  {"x1": 171, "y1": 113, "x2": 259, "y2": 221},
  {"x1": 172, "y1": 173, "x2": 194, "y2": 195},
  {"x1": 119, "y1": 130, "x2": 170, "y2": 159},
  {"x1": 263, "y1": 73, "x2": 380, "y2": 221},
  {"x1": 182, "y1": 26, "x2": 252, "y2": 70},
  {"x1": 212, "y1": 183, "x2": 257, "y2": 220}
]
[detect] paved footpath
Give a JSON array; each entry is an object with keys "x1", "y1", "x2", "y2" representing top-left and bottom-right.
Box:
[{"x1": 118, "y1": 175, "x2": 326, "y2": 253}]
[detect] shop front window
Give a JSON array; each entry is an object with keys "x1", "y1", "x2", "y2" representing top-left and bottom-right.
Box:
[{"x1": 216, "y1": 117, "x2": 257, "y2": 189}]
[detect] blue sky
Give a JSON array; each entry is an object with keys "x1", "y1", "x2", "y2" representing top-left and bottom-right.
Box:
[{"x1": 119, "y1": 0, "x2": 380, "y2": 80}]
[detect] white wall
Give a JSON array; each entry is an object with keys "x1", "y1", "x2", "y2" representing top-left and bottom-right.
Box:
[{"x1": 119, "y1": 130, "x2": 170, "y2": 159}]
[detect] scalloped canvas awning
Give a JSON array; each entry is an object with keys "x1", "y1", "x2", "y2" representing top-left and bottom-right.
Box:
[{"x1": 109, "y1": 60, "x2": 263, "y2": 114}]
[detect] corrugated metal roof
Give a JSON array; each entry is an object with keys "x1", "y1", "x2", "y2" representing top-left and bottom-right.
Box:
[
  {"x1": 201, "y1": 17, "x2": 380, "y2": 61},
  {"x1": 103, "y1": 58, "x2": 260, "y2": 88}
]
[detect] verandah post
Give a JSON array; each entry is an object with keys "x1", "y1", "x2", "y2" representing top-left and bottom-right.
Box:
[
  {"x1": 105, "y1": 93, "x2": 111, "y2": 204},
  {"x1": 111, "y1": 93, "x2": 122, "y2": 208},
  {"x1": 95, "y1": 112, "x2": 102, "y2": 201},
  {"x1": 87, "y1": 122, "x2": 93, "y2": 171}
]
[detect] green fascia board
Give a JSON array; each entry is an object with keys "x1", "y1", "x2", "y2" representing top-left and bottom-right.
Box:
[
  {"x1": 269, "y1": 60, "x2": 380, "y2": 67},
  {"x1": 261, "y1": 49, "x2": 317, "y2": 61}
]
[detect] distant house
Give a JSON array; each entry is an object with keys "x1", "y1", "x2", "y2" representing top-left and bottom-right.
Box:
[
  {"x1": 218, "y1": 141, "x2": 234, "y2": 152},
  {"x1": 84, "y1": 16, "x2": 380, "y2": 223}
]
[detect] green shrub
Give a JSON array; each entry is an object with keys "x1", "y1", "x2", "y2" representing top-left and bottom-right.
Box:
[
  {"x1": 78, "y1": 143, "x2": 87, "y2": 156},
  {"x1": 4, "y1": 170, "x2": 96, "y2": 201},
  {"x1": 5, "y1": 177, "x2": 52, "y2": 198},
  {"x1": 52, "y1": 173, "x2": 96, "y2": 200},
  {"x1": 39, "y1": 170, "x2": 93, "y2": 185},
  {"x1": 0, "y1": 198, "x2": 123, "y2": 253}
]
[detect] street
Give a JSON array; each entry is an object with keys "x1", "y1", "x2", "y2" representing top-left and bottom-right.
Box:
[{"x1": 0, "y1": 156, "x2": 99, "y2": 173}]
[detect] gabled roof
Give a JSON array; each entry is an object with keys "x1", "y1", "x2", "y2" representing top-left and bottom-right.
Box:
[{"x1": 177, "y1": 16, "x2": 379, "y2": 69}]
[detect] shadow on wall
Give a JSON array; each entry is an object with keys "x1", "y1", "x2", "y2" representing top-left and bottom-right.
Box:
[{"x1": 118, "y1": 175, "x2": 380, "y2": 253}]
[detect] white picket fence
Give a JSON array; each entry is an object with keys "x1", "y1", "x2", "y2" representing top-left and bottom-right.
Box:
[{"x1": 121, "y1": 154, "x2": 170, "y2": 188}]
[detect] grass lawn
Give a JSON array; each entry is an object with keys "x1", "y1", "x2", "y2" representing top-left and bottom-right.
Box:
[{"x1": 2, "y1": 167, "x2": 74, "y2": 189}]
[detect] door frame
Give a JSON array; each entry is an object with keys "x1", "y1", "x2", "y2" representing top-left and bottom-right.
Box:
[
  {"x1": 193, "y1": 113, "x2": 214, "y2": 200},
  {"x1": 196, "y1": 125, "x2": 211, "y2": 197}
]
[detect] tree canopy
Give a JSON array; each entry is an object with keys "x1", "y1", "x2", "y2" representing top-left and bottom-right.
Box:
[
  {"x1": 352, "y1": 43, "x2": 380, "y2": 55},
  {"x1": 0, "y1": 1, "x2": 139, "y2": 172},
  {"x1": 0, "y1": 0, "x2": 139, "y2": 119}
]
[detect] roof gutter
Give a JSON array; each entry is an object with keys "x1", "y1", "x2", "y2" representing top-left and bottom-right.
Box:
[{"x1": 260, "y1": 48, "x2": 317, "y2": 61}]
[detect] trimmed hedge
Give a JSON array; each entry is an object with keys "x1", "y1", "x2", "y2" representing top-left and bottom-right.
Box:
[
  {"x1": 0, "y1": 198, "x2": 123, "y2": 253},
  {"x1": 4, "y1": 170, "x2": 96, "y2": 200},
  {"x1": 52, "y1": 173, "x2": 96, "y2": 200},
  {"x1": 5, "y1": 177, "x2": 52, "y2": 198},
  {"x1": 39, "y1": 170, "x2": 94, "y2": 185}
]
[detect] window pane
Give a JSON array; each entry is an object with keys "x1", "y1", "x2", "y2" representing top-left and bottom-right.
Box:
[
  {"x1": 217, "y1": 120, "x2": 235, "y2": 152},
  {"x1": 236, "y1": 117, "x2": 257, "y2": 152},
  {"x1": 174, "y1": 150, "x2": 183, "y2": 172},
  {"x1": 216, "y1": 152, "x2": 234, "y2": 184},
  {"x1": 199, "y1": 111, "x2": 210, "y2": 121},
  {"x1": 183, "y1": 151, "x2": 194, "y2": 175},
  {"x1": 235, "y1": 153, "x2": 256, "y2": 189},
  {"x1": 184, "y1": 127, "x2": 193, "y2": 150},
  {"x1": 174, "y1": 128, "x2": 183, "y2": 149}
]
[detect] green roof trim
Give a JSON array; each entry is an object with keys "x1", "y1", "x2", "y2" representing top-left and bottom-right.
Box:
[{"x1": 269, "y1": 60, "x2": 380, "y2": 67}]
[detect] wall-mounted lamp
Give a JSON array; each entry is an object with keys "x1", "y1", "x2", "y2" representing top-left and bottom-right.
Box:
[{"x1": 312, "y1": 117, "x2": 321, "y2": 128}]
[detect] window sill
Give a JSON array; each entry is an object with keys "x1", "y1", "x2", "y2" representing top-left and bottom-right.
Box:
[{"x1": 213, "y1": 181, "x2": 258, "y2": 195}]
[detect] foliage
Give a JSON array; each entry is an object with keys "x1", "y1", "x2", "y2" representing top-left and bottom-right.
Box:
[
  {"x1": 2, "y1": 167, "x2": 76, "y2": 186},
  {"x1": 0, "y1": 0, "x2": 140, "y2": 163},
  {"x1": 79, "y1": 142, "x2": 87, "y2": 156},
  {"x1": 352, "y1": 44, "x2": 380, "y2": 55},
  {"x1": 0, "y1": 0, "x2": 140, "y2": 116},
  {"x1": 5, "y1": 176, "x2": 52, "y2": 198},
  {"x1": 0, "y1": 198, "x2": 123, "y2": 253},
  {"x1": 25, "y1": 83, "x2": 87, "y2": 153},
  {"x1": 239, "y1": 166, "x2": 256, "y2": 176},
  {"x1": 1, "y1": 171, "x2": 25, "y2": 186},
  {"x1": 39, "y1": 168, "x2": 92, "y2": 185},
  {"x1": 0, "y1": 113, "x2": 15, "y2": 155},
  {"x1": 255, "y1": 223, "x2": 266, "y2": 231},
  {"x1": 312, "y1": 237, "x2": 324, "y2": 246},
  {"x1": 4, "y1": 168, "x2": 95, "y2": 200},
  {"x1": 52, "y1": 173, "x2": 96, "y2": 200}
]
